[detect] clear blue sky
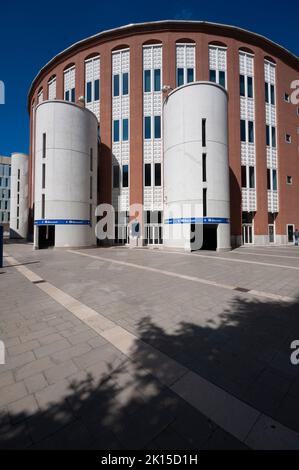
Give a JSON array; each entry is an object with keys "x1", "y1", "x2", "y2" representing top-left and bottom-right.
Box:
[{"x1": 0, "y1": 0, "x2": 298, "y2": 156}]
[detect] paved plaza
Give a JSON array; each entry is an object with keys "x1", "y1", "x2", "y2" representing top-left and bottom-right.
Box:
[{"x1": 1, "y1": 242, "x2": 299, "y2": 449}]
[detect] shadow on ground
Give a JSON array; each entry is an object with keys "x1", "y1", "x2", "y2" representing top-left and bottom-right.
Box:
[{"x1": 1, "y1": 293, "x2": 299, "y2": 449}]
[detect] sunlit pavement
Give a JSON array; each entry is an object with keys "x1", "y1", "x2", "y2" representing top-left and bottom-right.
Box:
[{"x1": 1, "y1": 242, "x2": 299, "y2": 449}]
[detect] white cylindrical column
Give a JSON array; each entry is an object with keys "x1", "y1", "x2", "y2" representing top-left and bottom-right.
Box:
[
  {"x1": 34, "y1": 100, "x2": 98, "y2": 248},
  {"x1": 10, "y1": 153, "x2": 29, "y2": 239},
  {"x1": 163, "y1": 81, "x2": 230, "y2": 251}
]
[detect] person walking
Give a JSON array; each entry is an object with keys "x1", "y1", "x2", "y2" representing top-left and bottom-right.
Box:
[{"x1": 295, "y1": 228, "x2": 299, "y2": 246}]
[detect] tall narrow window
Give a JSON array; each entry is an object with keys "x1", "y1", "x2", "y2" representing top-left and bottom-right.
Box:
[
  {"x1": 42, "y1": 164, "x2": 46, "y2": 189},
  {"x1": 240, "y1": 120, "x2": 246, "y2": 142},
  {"x1": 249, "y1": 166, "x2": 255, "y2": 189},
  {"x1": 154, "y1": 116, "x2": 161, "y2": 139},
  {"x1": 122, "y1": 164, "x2": 128, "y2": 188},
  {"x1": 187, "y1": 68, "x2": 194, "y2": 83},
  {"x1": 90, "y1": 176, "x2": 92, "y2": 199},
  {"x1": 203, "y1": 188, "x2": 207, "y2": 217},
  {"x1": 266, "y1": 125, "x2": 270, "y2": 146},
  {"x1": 113, "y1": 120, "x2": 120, "y2": 142},
  {"x1": 202, "y1": 119, "x2": 206, "y2": 147},
  {"x1": 144, "y1": 70, "x2": 151, "y2": 92},
  {"x1": 270, "y1": 84, "x2": 275, "y2": 105},
  {"x1": 273, "y1": 169, "x2": 277, "y2": 190},
  {"x1": 113, "y1": 166, "x2": 120, "y2": 188},
  {"x1": 240, "y1": 75, "x2": 245, "y2": 96},
  {"x1": 154, "y1": 69, "x2": 161, "y2": 91},
  {"x1": 145, "y1": 163, "x2": 151, "y2": 186},
  {"x1": 41, "y1": 194, "x2": 45, "y2": 219},
  {"x1": 90, "y1": 148, "x2": 93, "y2": 172},
  {"x1": 122, "y1": 119, "x2": 129, "y2": 141},
  {"x1": 144, "y1": 117, "x2": 151, "y2": 139},
  {"x1": 86, "y1": 82, "x2": 92, "y2": 103},
  {"x1": 265, "y1": 83, "x2": 269, "y2": 103},
  {"x1": 247, "y1": 77, "x2": 253, "y2": 98},
  {"x1": 42, "y1": 133, "x2": 46, "y2": 158},
  {"x1": 202, "y1": 153, "x2": 207, "y2": 182},
  {"x1": 122, "y1": 72, "x2": 129, "y2": 95},
  {"x1": 267, "y1": 169, "x2": 271, "y2": 190},
  {"x1": 155, "y1": 163, "x2": 161, "y2": 186},
  {"x1": 248, "y1": 121, "x2": 254, "y2": 143},
  {"x1": 177, "y1": 68, "x2": 184, "y2": 87},
  {"x1": 272, "y1": 127, "x2": 276, "y2": 147},
  {"x1": 219, "y1": 71, "x2": 226, "y2": 88},
  {"x1": 241, "y1": 166, "x2": 247, "y2": 188},
  {"x1": 94, "y1": 79, "x2": 100, "y2": 101},
  {"x1": 113, "y1": 74, "x2": 120, "y2": 97}
]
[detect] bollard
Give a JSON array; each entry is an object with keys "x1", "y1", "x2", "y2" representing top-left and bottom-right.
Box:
[{"x1": 0, "y1": 225, "x2": 3, "y2": 268}]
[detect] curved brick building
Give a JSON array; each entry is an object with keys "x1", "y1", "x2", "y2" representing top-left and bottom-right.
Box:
[{"x1": 27, "y1": 20, "x2": 299, "y2": 248}]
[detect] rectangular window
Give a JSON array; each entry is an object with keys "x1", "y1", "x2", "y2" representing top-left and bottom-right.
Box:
[
  {"x1": 122, "y1": 72, "x2": 129, "y2": 95},
  {"x1": 240, "y1": 75, "x2": 245, "y2": 97},
  {"x1": 248, "y1": 121, "x2": 254, "y2": 143},
  {"x1": 273, "y1": 169, "x2": 277, "y2": 190},
  {"x1": 17, "y1": 181, "x2": 20, "y2": 192},
  {"x1": 145, "y1": 163, "x2": 151, "y2": 186},
  {"x1": 287, "y1": 175, "x2": 292, "y2": 185},
  {"x1": 144, "y1": 116, "x2": 151, "y2": 139},
  {"x1": 65, "y1": 90, "x2": 69, "y2": 101},
  {"x1": 122, "y1": 164, "x2": 128, "y2": 188},
  {"x1": 71, "y1": 88, "x2": 75, "y2": 103},
  {"x1": 270, "y1": 84, "x2": 275, "y2": 105},
  {"x1": 113, "y1": 166, "x2": 120, "y2": 188},
  {"x1": 42, "y1": 133, "x2": 46, "y2": 158},
  {"x1": 122, "y1": 119, "x2": 129, "y2": 141},
  {"x1": 266, "y1": 126, "x2": 270, "y2": 146},
  {"x1": 113, "y1": 120, "x2": 120, "y2": 142},
  {"x1": 187, "y1": 68, "x2": 194, "y2": 83},
  {"x1": 177, "y1": 68, "x2": 184, "y2": 87},
  {"x1": 155, "y1": 163, "x2": 161, "y2": 186},
  {"x1": 202, "y1": 119, "x2": 206, "y2": 147},
  {"x1": 272, "y1": 127, "x2": 276, "y2": 147},
  {"x1": 42, "y1": 164, "x2": 46, "y2": 189},
  {"x1": 18, "y1": 169, "x2": 20, "y2": 180},
  {"x1": 265, "y1": 83, "x2": 269, "y2": 103},
  {"x1": 202, "y1": 153, "x2": 207, "y2": 182},
  {"x1": 203, "y1": 188, "x2": 207, "y2": 217},
  {"x1": 86, "y1": 82, "x2": 92, "y2": 103},
  {"x1": 241, "y1": 166, "x2": 247, "y2": 188},
  {"x1": 144, "y1": 70, "x2": 151, "y2": 92},
  {"x1": 113, "y1": 74, "x2": 119, "y2": 97},
  {"x1": 90, "y1": 176, "x2": 92, "y2": 199},
  {"x1": 17, "y1": 219, "x2": 19, "y2": 229},
  {"x1": 240, "y1": 120, "x2": 246, "y2": 142},
  {"x1": 94, "y1": 79, "x2": 100, "y2": 101},
  {"x1": 154, "y1": 69, "x2": 161, "y2": 92},
  {"x1": 247, "y1": 77, "x2": 253, "y2": 98},
  {"x1": 154, "y1": 116, "x2": 161, "y2": 139},
  {"x1": 219, "y1": 71, "x2": 226, "y2": 88},
  {"x1": 209, "y1": 70, "x2": 216, "y2": 83},
  {"x1": 41, "y1": 194, "x2": 45, "y2": 219},
  {"x1": 267, "y1": 169, "x2": 271, "y2": 190},
  {"x1": 249, "y1": 166, "x2": 255, "y2": 189},
  {"x1": 17, "y1": 194, "x2": 19, "y2": 204}
]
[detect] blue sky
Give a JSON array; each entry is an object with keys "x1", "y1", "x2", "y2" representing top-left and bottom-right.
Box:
[{"x1": 0, "y1": 0, "x2": 298, "y2": 156}]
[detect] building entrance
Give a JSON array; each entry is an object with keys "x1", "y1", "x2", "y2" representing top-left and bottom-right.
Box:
[{"x1": 38, "y1": 225, "x2": 55, "y2": 249}]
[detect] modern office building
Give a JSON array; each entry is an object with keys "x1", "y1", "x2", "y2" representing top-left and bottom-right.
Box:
[
  {"x1": 0, "y1": 156, "x2": 11, "y2": 236},
  {"x1": 27, "y1": 20, "x2": 299, "y2": 249}
]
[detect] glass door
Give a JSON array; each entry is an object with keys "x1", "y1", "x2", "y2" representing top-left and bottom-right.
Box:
[{"x1": 242, "y1": 224, "x2": 253, "y2": 244}]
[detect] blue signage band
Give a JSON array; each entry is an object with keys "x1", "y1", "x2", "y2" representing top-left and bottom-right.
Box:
[
  {"x1": 34, "y1": 219, "x2": 90, "y2": 226},
  {"x1": 164, "y1": 217, "x2": 230, "y2": 225}
]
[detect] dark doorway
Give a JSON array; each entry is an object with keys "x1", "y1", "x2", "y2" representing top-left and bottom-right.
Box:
[
  {"x1": 38, "y1": 225, "x2": 55, "y2": 249},
  {"x1": 201, "y1": 224, "x2": 218, "y2": 251}
]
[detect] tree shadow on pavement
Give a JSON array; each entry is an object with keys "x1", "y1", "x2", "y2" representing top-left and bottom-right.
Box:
[{"x1": 1, "y1": 293, "x2": 299, "y2": 449}]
